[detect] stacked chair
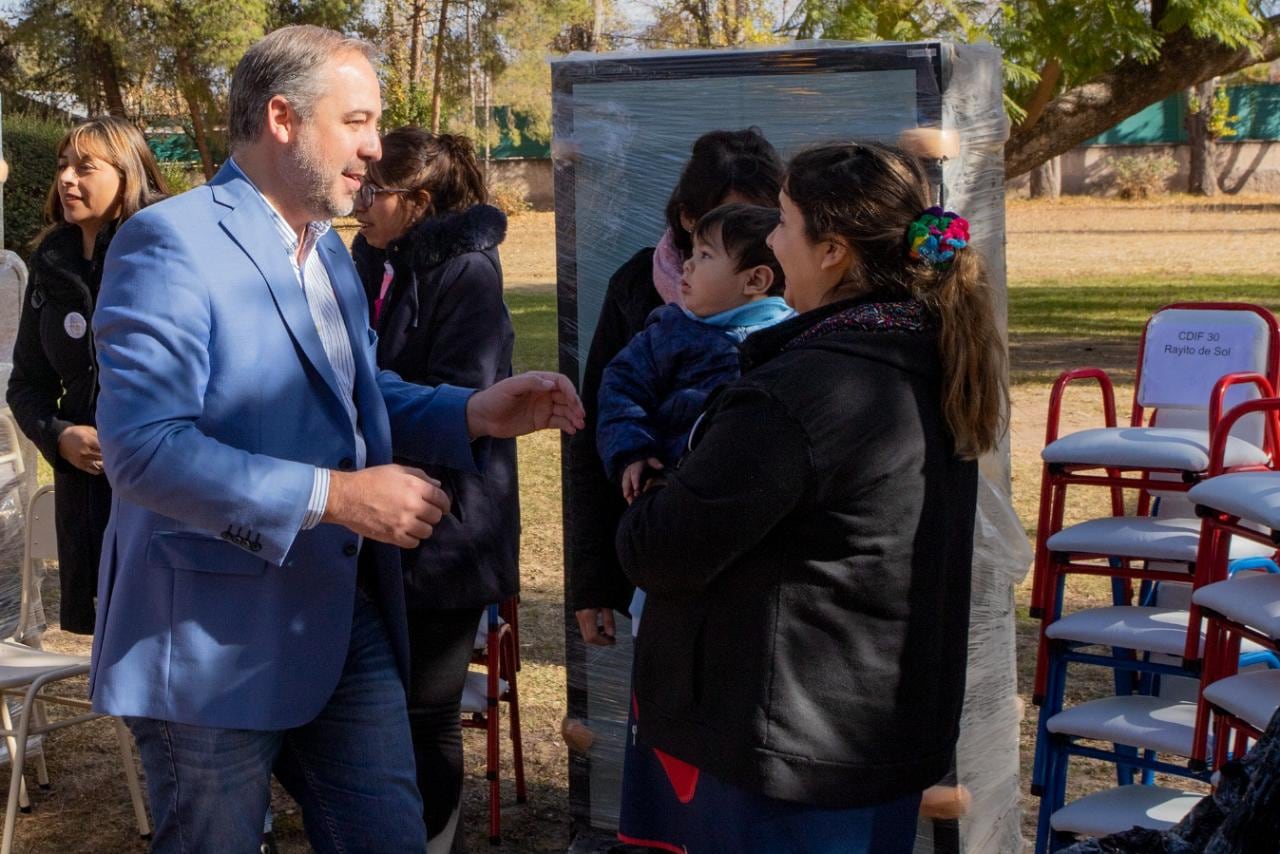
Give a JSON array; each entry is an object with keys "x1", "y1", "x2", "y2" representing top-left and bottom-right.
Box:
[
  {"x1": 1028, "y1": 303, "x2": 1280, "y2": 852},
  {"x1": 462, "y1": 598, "x2": 526, "y2": 845},
  {"x1": 1185, "y1": 397, "x2": 1280, "y2": 771},
  {"x1": 0, "y1": 486, "x2": 150, "y2": 854}
]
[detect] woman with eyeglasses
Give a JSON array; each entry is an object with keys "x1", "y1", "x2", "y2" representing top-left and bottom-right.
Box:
[{"x1": 350, "y1": 126, "x2": 517, "y2": 852}]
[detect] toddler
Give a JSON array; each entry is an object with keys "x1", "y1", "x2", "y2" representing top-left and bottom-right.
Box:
[{"x1": 597, "y1": 203, "x2": 795, "y2": 503}]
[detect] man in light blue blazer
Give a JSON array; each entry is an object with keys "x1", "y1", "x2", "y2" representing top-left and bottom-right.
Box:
[{"x1": 90, "y1": 25, "x2": 582, "y2": 853}]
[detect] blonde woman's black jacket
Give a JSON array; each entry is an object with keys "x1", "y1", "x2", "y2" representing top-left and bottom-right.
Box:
[
  {"x1": 352, "y1": 205, "x2": 519, "y2": 611},
  {"x1": 616, "y1": 296, "x2": 979, "y2": 808},
  {"x1": 8, "y1": 224, "x2": 109, "y2": 470}
]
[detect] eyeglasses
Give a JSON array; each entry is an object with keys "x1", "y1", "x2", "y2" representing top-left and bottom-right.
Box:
[{"x1": 355, "y1": 181, "x2": 411, "y2": 210}]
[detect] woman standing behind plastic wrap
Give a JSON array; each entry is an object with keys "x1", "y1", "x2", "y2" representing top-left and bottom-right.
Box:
[
  {"x1": 614, "y1": 142, "x2": 1007, "y2": 852},
  {"x1": 7, "y1": 117, "x2": 167, "y2": 635},
  {"x1": 568, "y1": 127, "x2": 784, "y2": 645},
  {"x1": 350, "y1": 127, "x2": 517, "y2": 852}
]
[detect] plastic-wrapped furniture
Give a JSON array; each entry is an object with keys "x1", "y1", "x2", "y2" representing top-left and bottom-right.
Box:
[
  {"x1": 0, "y1": 487, "x2": 150, "y2": 854},
  {"x1": 462, "y1": 600, "x2": 526, "y2": 845},
  {"x1": 554, "y1": 40, "x2": 1023, "y2": 853}
]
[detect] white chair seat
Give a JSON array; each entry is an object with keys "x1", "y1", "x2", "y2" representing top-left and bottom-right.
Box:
[
  {"x1": 1047, "y1": 516, "x2": 1274, "y2": 563},
  {"x1": 1192, "y1": 573, "x2": 1280, "y2": 640},
  {"x1": 460, "y1": 670, "x2": 508, "y2": 715},
  {"x1": 1188, "y1": 471, "x2": 1280, "y2": 530},
  {"x1": 1042, "y1": 427, "x2": 1267, "y2": 472},
  {"x1": 1047, "y1": 695, "x2": 1201, "y2": 756},
  {"x1": 0, "y1": 641, "x2": 87, "y2": 690},
  {"x1": 1044, "y1": 606, "x2": 1267, "y2": 658},
  {"x1": 1051, "y1": 784, "x2": 1204, "y2": 837},
  {"x1": 1203, "y1": 669, "x2": 1280, "y2": 730}
]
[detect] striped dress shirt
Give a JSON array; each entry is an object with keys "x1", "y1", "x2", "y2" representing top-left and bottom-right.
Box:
[{"x1": 226, "y1": 158, "x2": 364, "y2": 531}]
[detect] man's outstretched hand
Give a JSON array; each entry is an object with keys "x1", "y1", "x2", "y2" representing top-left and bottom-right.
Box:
[{"x1": 466, "y1": 371, "x2": 585, "y2": 440}]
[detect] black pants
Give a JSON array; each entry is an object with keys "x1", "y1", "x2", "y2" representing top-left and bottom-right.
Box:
[
  {"x1": 407, "y1": 605, "x2": 485, "y2": 851},
  {"x1": 51, "y1": 467, "x2": 111, "y2": 634}
]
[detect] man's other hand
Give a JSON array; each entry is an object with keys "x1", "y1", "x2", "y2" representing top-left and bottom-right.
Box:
[{"x1": 322, "y1": 465, "x2": 450, "y2": 548}]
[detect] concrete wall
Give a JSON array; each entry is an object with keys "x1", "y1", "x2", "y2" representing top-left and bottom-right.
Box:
[
  {"x1": 484, "y1": 158, "x2": 554, "y2": 210},
  {"x1": 1007, "y1": 140, "x2": 1280, "y2": 197}
]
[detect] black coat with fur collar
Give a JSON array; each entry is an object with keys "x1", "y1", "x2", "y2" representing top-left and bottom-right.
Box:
[{"x1": 352, "y1": 204, "x2": 519, "y2": 612}]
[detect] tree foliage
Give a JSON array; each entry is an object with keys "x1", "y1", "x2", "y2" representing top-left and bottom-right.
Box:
[
  {"x1": 3, "y1": 0, "x2": 1278, "y2": 179},
  {"x1": 788, "y1": 0, "x2": 1279, "y2": 178}
]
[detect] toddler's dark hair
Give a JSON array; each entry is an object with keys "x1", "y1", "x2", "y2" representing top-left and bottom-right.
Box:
[{"x1": 693, "y1": 204, "x2": 786, "y2": 296}]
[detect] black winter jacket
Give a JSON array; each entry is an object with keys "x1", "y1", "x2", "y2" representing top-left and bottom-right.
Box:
[
  {"x1": 8, "y1": 224, "x2": 109, "y2": 470},
  {"x1": 565, "y1": 248, "x2": 662, "y2": 613},
  {"x1": 352, "y1": 205, "x2": 519, "y2": 612},
  {"x1": 617, "y1": 296, "x2": 978, "y2": 808}
]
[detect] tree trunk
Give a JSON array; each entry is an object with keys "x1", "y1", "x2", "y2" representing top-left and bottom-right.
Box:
[
  {"x1": 409, "y1": 0, "x2": 425, "y2": 91},
  {"x1": 482, "y1": 68, "x2": 491, "y2": 162},
  {"x1": 1005, "y1": 14, "x2": 1280, "y2": 179},
  {"x1": 175, "y1": 51, "x2": 215, "y2": 179},
  {"x1": 429, "y1": 0, "x2": 451, "y2": 132},
  {"x1": 184, "y1": 93, "x2": 214, "y2": 179},
  {"x1": 1029, "y1": 156, "x2": 1061, "y2": 200},
  {"x1": 1185, "y1": 78, "x2": 1218, "y2": 196},
  {"x1": 591, "y1": 0, "x2": 605, "y2": 50},
  {"x1": 92, "y1": 38, "x2": 129, "y2": 118},
  {"x1": 466, "y1": 0, "x2": 475, "y2": 131},
  {"x1": 383, "y1": 0, "x2": 402, "y2": 77}
]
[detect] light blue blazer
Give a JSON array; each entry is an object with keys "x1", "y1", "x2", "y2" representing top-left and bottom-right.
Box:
[{"x1": 89, "y1": 165, "x2": 481, "y2": 730}]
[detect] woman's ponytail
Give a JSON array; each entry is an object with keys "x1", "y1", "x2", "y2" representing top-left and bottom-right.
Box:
[
  {"x1": 919, "y1": 249, "x2": 1008, "y2": 459},
  {"x1": 369, "y1": 128, "x2": 490, "y2": 217},
  {"x1": 437, "y1": 133, "x2": 489, "y2": 211}
]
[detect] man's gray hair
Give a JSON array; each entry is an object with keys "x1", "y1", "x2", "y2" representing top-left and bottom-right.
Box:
[{"x1": 228, "y1": 25, "x2": 378, "y2": 151}]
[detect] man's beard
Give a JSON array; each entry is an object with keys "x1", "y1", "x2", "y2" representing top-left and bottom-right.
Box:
[{"x1": 293, "y1": 131, "x2": 355, "y2": 220}]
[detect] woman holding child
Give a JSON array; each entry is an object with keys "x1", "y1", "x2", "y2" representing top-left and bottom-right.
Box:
[
  {"x1": 615, "y1": 143, "x2": 1007, "y2": 851},
  {"x1": 568, "y1": 127, "x2": 784, "y2": 645},
  {"x1": 351, "y1": 127, "x2": 517, "y2": 852}
]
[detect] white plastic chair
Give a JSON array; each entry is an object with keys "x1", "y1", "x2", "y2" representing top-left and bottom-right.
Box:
[{"x1": 0, "y1": 486, "x2": 150, "y2": 854}]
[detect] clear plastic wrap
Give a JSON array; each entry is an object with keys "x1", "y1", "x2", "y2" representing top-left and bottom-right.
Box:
[{"x1": 554, "y1": 40, "x2": 1022, "y2": 852}]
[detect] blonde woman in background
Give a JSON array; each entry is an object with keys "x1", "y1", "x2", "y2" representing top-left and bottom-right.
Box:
[{"x1": 7, "y1": 116, "x2": 167, "y2": 634}]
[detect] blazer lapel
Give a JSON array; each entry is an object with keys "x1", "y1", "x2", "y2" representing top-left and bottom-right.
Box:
[{"x1": 219, "y1": 200, "x2": 347, "y2": 410}]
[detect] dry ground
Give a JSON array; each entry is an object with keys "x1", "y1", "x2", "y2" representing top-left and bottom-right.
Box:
[{"x1": 10, "y1": 198, "x2": 1280, "y2": 852}]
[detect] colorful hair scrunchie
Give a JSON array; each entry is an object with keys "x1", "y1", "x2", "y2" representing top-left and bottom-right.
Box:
[{"x1": 907, "y1": 207, "x2": 969, "y2": 269}]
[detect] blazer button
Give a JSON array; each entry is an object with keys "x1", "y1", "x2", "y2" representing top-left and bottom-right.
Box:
[
  {"x1": 339, "y1": 458, "x2": 354, "y2": 471},
  {"x1": 343, "y1": 543, "x2": 358, "y2": 557},
  {"x1": 250, "y1": 542, "x2": 262, "y2": 553}
]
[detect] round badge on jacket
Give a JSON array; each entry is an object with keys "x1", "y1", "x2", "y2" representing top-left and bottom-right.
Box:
[{"x1": 64, "y1": 312, "x2": 88, "y2": 339}]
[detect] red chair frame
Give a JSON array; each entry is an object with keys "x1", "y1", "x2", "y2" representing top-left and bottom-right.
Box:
[{"x1": 462, "y1": 600, "x2": 527, "y2": 845}]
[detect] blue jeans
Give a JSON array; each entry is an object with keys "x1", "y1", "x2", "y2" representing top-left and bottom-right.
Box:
[{"x1": 126, "y1": 592, "x2": 425, "y2": 853}]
